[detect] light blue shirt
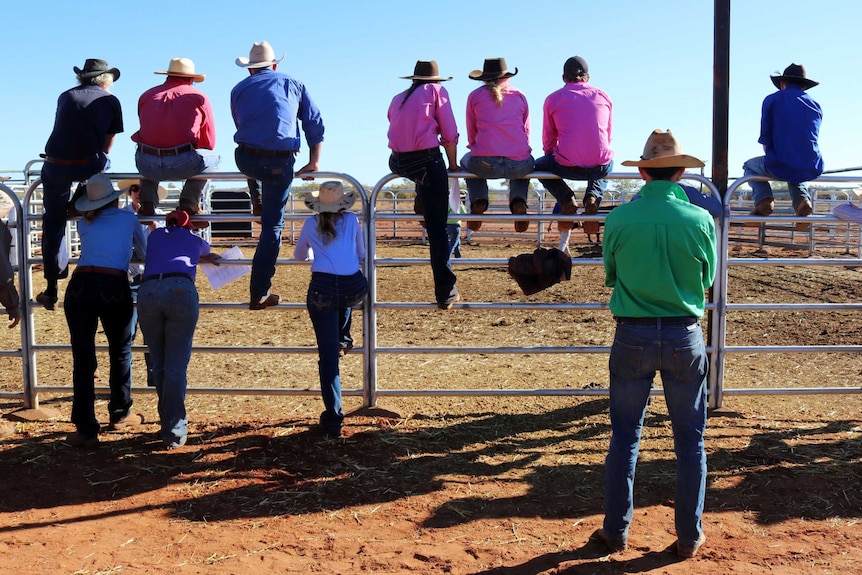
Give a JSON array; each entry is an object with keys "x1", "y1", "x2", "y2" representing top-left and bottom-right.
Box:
[
  {"x1": 77, "y1": 207, "x2": 148, "y2": 271},
  {"x1": 294, "y1": 212, "x2": 364, "y2": 275}
]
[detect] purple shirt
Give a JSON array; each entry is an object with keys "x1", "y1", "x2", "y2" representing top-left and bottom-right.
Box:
[
  {"x1": 465, "y1": 81, "x2": 531, "y2": 160},
  {"x1": 542, "y1": 81, "x2": 613, "y2": 167},
  {"x1": 294, "y1": 212, "x2": 365, "y2": 275},
  {"x1": 387, "y1": 83, "x2": 459, "y2": 152},
  {"x1": 143, "y1": 227, "x2": 210, "y2": 279}
]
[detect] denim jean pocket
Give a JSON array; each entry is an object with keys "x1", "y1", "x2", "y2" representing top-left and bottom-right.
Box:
[
  {"x1": 307, "y1": 290, "x2": 335, "y2": 311},
  {"x1": 609, "y1": 339, "x2": 646, "y2": 379},
  {"x1": 392, "y1": 156, "x2": 436, "y2": 186}
]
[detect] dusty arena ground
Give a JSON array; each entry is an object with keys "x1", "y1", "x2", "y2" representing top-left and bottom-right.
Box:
[{"x1": 0, "y1": 226, "x2": 860, "y2": 574}]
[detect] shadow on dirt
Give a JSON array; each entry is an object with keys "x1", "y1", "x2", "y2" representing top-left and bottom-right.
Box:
[{"x1": 0, "y1": 398, "x2": 859, "y2": 534}]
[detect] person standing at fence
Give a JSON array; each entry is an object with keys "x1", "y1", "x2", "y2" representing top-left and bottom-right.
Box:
[
  {"x1": 132, "y1": 58, "x2": 219, "y2": 227},
  {"x1": 0, "y1": 219, "x2": 20, "y2": 329},
  {"x1": 593, "y1": 129, "x2": 716, "y2": 559},
  {"x1": 294, "y1": 181, "x2": 367, "y2": 438},
  {"x1": 37, "y1": 59, "x2": 124, "y2": 311},
  {"x1": 459, "y1": 58, "x2": 534, "y2": 233},
  {"x1": 387, "y1": 60, "x2": 460, "y2": 309},
  {"x1": 535, "y1": 56, "x2": 613, "y2": 236},
  {"x1": 137, "y1": 209, "x2": 220, "y2": 449},
  {"x1": 63, "y1": 174, "x2": 149, "y2": 448},
  {"x1": 742, "y1": 63, "x2": 823, "y2": 230},
  {"x1": 231, "y1": 40, "x2": 325, "y2": 311}
]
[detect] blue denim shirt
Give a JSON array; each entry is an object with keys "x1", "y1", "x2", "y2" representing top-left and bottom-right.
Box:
[{"x1": 231, "y1": 68, "x2": 324, "y2": 152}]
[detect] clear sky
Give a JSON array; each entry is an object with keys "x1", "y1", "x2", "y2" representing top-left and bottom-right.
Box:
[{"x1": 2, "y1": 1, "x2": 860, "y2": 188}]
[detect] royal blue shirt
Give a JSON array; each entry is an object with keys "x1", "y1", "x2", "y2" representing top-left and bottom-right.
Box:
[
  {"x1": 231, "y1": 68, "x2": 324, "y2": 152},
  {"x1": 760, "y1": 85, "x2": 823, "y2": 183}
]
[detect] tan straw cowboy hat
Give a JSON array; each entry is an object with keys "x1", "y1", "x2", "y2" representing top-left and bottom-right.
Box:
[
  {"x1": 621, "y1": 129, "x2": 705, "y2": 169},
  {"x1": 155, "y1": 57, "x2": 205, "y2": 82}
]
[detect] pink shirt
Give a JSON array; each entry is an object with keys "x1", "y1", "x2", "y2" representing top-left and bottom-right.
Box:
[
  {"x1": 542, "y1": 81, "x2": 613, "y2": 167},
  {"x1": 387, "y1": 83, "x2": 459, "y2": 152},
  {"x1": 132, "y1": 77, "x2": 216, "y2": 150},
  {"x1": 466, "y1": 81, "x2": 531, "y2": 160}
]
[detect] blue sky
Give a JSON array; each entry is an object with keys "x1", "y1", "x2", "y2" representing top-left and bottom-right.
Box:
[{"x1": 2, "y1": 1, "x2": 860, "y2": 187}]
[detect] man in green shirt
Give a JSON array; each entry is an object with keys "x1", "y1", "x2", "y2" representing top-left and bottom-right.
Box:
[{"x1": 592, "y1": 130, "x2": 716, "y2": 559}]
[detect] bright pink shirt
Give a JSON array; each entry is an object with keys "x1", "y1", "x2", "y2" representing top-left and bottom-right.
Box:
[
  {"x1": 132, "y1": 77, "x2": 216, "y2": 150},
  {"x1": 465, "y1": 81, "x2": 531, "y2": 160},
  {"x1": 542, "y1": 81, "x2": 613, "y2": 167},
  {"x1": 387, "y1": 83, "x2": 459, "y2": 152}
]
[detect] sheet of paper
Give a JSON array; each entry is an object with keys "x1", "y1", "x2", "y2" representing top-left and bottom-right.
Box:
[{"x1": 200, "y1": 245, "x2": 251, "y2": 290}]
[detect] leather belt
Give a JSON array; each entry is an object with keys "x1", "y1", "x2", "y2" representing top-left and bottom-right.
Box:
[
  {"x1": 237, "y1": 144, "x2": 297, "y2": 158},
  {"x1": 138, "y1": 143, "x2": 194, "y2": 156},
  {"x1": 39, "y1": 154, "x2": 98, "y2": 166},
  {"x1": 141, "y1": 272, "x2": 193, "y2": 283},
  {"x1": 391, "y1": 148, "x2": 441, "y2": 161},
  {"x1": 615, "y1": 316, "x2": 698, "y2": 326},
  {"x1": 74, "y1": 265, "x2": 128, "y2": 277}
]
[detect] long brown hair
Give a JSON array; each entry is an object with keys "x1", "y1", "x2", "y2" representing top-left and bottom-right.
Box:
[
  {"x1": 82, "y1": 198, "x2": 119, "y2": 223},
  {"x1": 316, "y1": 211, "x2": 344, "y2": 245},
  {"x1": 399, "y1": 80, "x2": 434, "y2": 109}
]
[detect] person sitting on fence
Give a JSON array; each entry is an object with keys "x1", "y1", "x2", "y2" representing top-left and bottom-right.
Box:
[
  {"x1": 63, "y1": 174, "x2": 149, "y2": 448},
  {"x1": 294, "y1": 181, "x2": 368, "y2": 438},
  {"x1": 459, "y1": 58, "x2": 534, "y2": 233},
  {"x1": 742, "y1": 63, "x2": 823, "y2": 230},
  {"x1": 535, "y1": 56, "x2": 613, "y2": 236},
  {"x1": 136, "y1": 209, "x2": 221, "y2": 449},
  {"x1": 387, "y1": 60, "x2": 460, "y2": 310},
  {"x1": 593, "y1": 129, "x2": 716, "y2": 558},
  {"x1": 37, "y1": 59, "x2": 124, "y2": 311},
  {"x1": 232, "y1": 40, "x2": 325, "y2": 311},
  {"x1": 0, "y1": 219, "x2": 20, "y2": 329},
  {"x1": 132, "y1": 57, "x2": 219, "y2": 227}
]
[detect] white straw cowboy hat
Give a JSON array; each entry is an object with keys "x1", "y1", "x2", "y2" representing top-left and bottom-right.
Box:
[
  {"x1": 304, "y1": 181, "x2": 357, "y2": 213},
  {"x1": 621, "y1": 129, "x2": 705, "y2": 169},
  {"x1": 236, "y1": 41, "x2": 285, "y2": 69},
  {"x1": 118, "y1": 179, "x2": 168, "y2": 201},
  {"x1": 400, "y1": 60, "x2": 452, "y2": 81},
  {"x1": 155, "y1": 57, "x2": 205, "y2": 82},
  {"x1": 75, "y1": 174, "x2": 127, "y2": 212}
]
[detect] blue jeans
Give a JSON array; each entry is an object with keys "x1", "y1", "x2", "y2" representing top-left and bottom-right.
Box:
[
  {"x1": 389, "y1": 151, "x2": 458, "y2": 305},
  {"x1": 459, "y1": 153, "x2": 535, "y2": 206},
  {"x1": 235, "y1": 147, "x2": 296, "y2": 301},
  {"x1": 63, "y1": 272, "x2": 135, "y2": 438},
  {"x1": 137, "y1": 276, "x2": 199, "y2": 446},
  {"x1": 306, "y1": 271, "x2": 368, "y2": 435},
  {"x1": 742, "y1": 156, "x2": 810, "y2": 210},
  {"x1": 603, "y1": 319, "x2": 708, "y2": 547},
  {"x1": 135, "y1": 149, "x2": 220, "y2": 208},
  {"x1": 446, "y1": 223, "x2": 462, "y2": 258},
  {"x1": 129, "y1": 281, "x2": 154, "y2": 386},
  {"x1": 534, "y1": 154, "x2": 612, "y2": 206},
  {"x1": 39, "y1": 157, "x2": 105, "y2": 281}
]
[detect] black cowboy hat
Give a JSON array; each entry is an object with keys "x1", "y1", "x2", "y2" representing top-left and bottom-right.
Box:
[
  {"x1": 73, "y1": 58, "x2": 120, "y2": 81},
  {"x1": 469, "y1": 58, "x2": 518, "y2": 81},
  {"x1": 770, "y1": 63, "x2": 818, "y2": 90}
]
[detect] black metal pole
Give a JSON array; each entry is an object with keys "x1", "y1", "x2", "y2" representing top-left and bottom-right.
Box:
[{"x1": 713, "y1": 0, "x2": 731, "y2": 201}]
